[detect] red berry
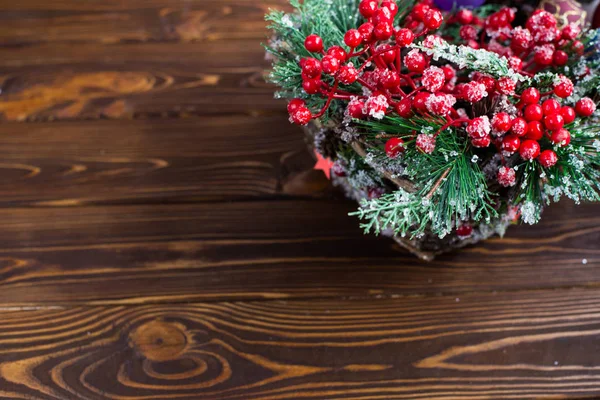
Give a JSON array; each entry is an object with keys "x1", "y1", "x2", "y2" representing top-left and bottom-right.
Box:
[
  {"x1": 379, "y1": 69, "x2": 400, "y2": 89},
  {"x1": 491, "y1": 112, "x2": 512, "y2": 133},
  {"x1": 395, "y1": 28, "x2": 414, "y2": 47},
  {"x1": 542, "y1": 98, "x2": 561, "y2": 115},
  {"x1": 525, "y1": 121, "x2": 544, "y2": 140},
  {"x1": 538, "y1": 149, "x2": 558, "y2": 168},
  {"x1": 359, "y1": 0, "x2": 378, "y2": 18},
  {"x1": 327, "y1": 46, "x2": 348, "y2": 62},
  {"x1": 554, "y1": 77, "x2": 573, "y2": 98},
  {"x1": 575, "y1": 97, "x2": 597, "y2": 117},
  {"x1": 477, "y1": 75, "x2": 496, "y2": 93},
  {"x1": 521, "y1": 88, "x2": 540, "y2": 104},
  {"x1": 412, "y1": 92, "x2": 430, "y2": 112},
  {"x1": 524, "y1": 103, "x2": 543, "y2": 122},
  {"x1": 560, "y1": 106, "x2": 576, "y2": 123},
  {"x1": 502, "y1": 135, "x2": 521, "y2": 153},
  {"x1": 551, "y1": 128, "x2": 571, "y2": 147},
  {"x1": 471, "y1": 135, "x2": 491, "y2": 148},
  {"x1": 456, "y1": 9, "x2": 473, "y2": 24},
  {"x1": 344, "y1": 29, "x2": 362, "y2": 48},
  {"x1": 460, "y1": 25, "x2": 478, "y2": 41},
  {"x1": 374, "y1": 22, "x2": 393, "y2": 40},
  {"x1": 553, "y1": 50, "x2": 568, "y2": 66},
  {"x1": 423, "y1": 9, "x2": 443, "y2": 30},
  {"x1": 395, "y1": 98, "x2": 413, "y2": 117},
  {"x1": 321, "y1": 55, "x2": 340, "y2": 75},
  {"x1": 534, "y1": 45, "x2": 554, "y2": 65},
  {"x1": 381, "y1": 0, "x2": 399, "y2": 16},
  {"x1": 412, "y1": 3, "x2": 430, "y2": 21},
  {"x1": 358, "y1": 22, "x2": 375, "y2": 43},
  {"x1": 291, "y1": 106, "x2": 312, "y2": 125},
  {"x1": 287, "y1": 98, "x2": 305, "y2": 114},
  {"x1": 497, "y1": 166, "x2": 516, "y2": 187},
  {"x1": 421, "y1": 66, "x2": 445, "y2": 92},
  {"x1": 572, "y1": 40, "x2": 584, "y2": 55},
  {"x1": 385, "y1": 137, "x2": 405, "y2": 158},
  {"x1": 463, "y1": 81, "x2": 488, "y2": 103},
  {"x1": 456, "y1": 224, "x2": 473, "y2": 237},
  {"x1": 544, "y1": 113, "x2": 564, "y2": 131},
  {"x1": 300, "y1": 57, "x2": 322, "y2": 79},
  {"x1": 404, "y1": 49, "x2": 428, "y2": 73},
  {"x1": 441, "y1": 65, "x2": 455, "y2": 81},
  {"x1": 496, "y1": 77, "x2": 516, "y2": 95},
  {"x1": 304, "y1": 34, "x2": 323, "y2": 53},
  {"x1": 373, "y1": 8, "x2": 393, "y2": 25},
  {"x1": 347, "y1": 99, "x2": 366, "y2": 119},
  {"x1": 331, "y1": 162, "x2": 346, "y2": 177},
  {"x1": 338, "y1": 64, "x2": 359, "y2": 85},
  {"x1": 416, "y1": 133, "x2": 436, "y2": 153},
  {"x1": 378, "y1": 44, "x2": 397, "y2": 64},
  {"x1": 302, "y1": 78, "x2": 321, "y2": 94},
  {"x1": 519, "y1": 139, "x2": 541, "y2": 160},
  {"x1": 511, "y1": 117, "x2": 529, "y2": 137}
]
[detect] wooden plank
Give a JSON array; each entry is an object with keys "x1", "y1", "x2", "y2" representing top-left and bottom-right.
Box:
[
  {"x1": 0, "y1": 199, "x2": 597, "y2": 305},
  {"x1": 0, "y1": 116, "x2": 327, "y2": 205},
  {"x1": 3, "y1": 289, "x2": 600, "y2": 399},
  {"x1": 0, "y1": 0, "x2": 290, "y2": 45},
  {"x1": 0, "y1": 41, "x2": 280, "y2": 120}
]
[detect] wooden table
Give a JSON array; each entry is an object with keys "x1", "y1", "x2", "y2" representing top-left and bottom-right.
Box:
[{"x1": 0, "y1": 1, "x2": 599, "y2": 399}]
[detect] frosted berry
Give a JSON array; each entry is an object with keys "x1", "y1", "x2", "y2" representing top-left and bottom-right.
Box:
[
  {"x1": 423, "y1": 9, "x2": 443, "y2": 30},
  {"x1": 379, "y1": 69, "x2": 400, "y2": 89},
  {"x1": 553, "y1": 50, "x2": 568, "y2": 66},
  {"x1": 287, "y1": 98, "x2": 305, "y2": 114},
  {"x1": 331, "y1": 162, "x2": 346, "y2": 177},
  {"x1": 521, "y1": 88, "x2": 540, "y2": 105},
  {"x1": 551, "y1": 128, "x2": 571, "y2": 147},
  {"x1": 463, "y1": 81, "x2": 488, "y2": 103},
  {"x1": 467, "y1": 116, "x2": 491, "y2": 139},
  {"x1": 304, "y1": 34, "x2": 323, "y2": 53},
  {"x1": 291, "y1": 107, "x2": 312, "y2": 125},
  {"x1": 496, "y1": 77, "x2": 516, "y2": 95},
  {"x1": 321, "y1": 55, "x2": 340, "y2": 75},
  {"x1": 544, "y1": 113, "x2": 564, "y2": 131},
  {"x1": 422, "y1": 66, "x2": 446, "y2": 92},
  {"x1": 365, "y1": 94, "x2": 389, "y2": 119},
  {"x1": 425, "y1": 93, "x2": 456, "y2": 116},
  {"x1": 395, "y1": 98, "x2": 413, "y2": 118},
  {"x1": 300, "y1": 57, "x2": 322, "y2": 79},
  {"x1": 491, "y1": 112, "x2": 512, "y2": 133},
  {"x1": 560, "y1": 106, "x2": 576, "y2": 123},
  {"x1": 347, "y1": 98, "x2": 366, "y2": 119},
  {"x1": 302, "y1": 78, "x2": 321, "y2": 94},
  {"x1": 359, "y1": 0, "x2": 378, "y2": 18},
  {"x1": 525, "y1": 121, "x2": 544, "y2": 140},
  {"x1": 562, "y1": 24, "x2": 581, "y2": 40},
  {"x1": 511, "y1": 117, "x2": 528, "y2": 137},
  {"x1": 358, "y1": 22, "x2": 375, "y2": 43},
  {"x1": 533, "y1": 45, "x2": 554, "y2": 65},
  {"x1": 344, "y1": 29, "x2": 363, "y2": 48},
  {"x1": 471, "y1": 135, "x2": 491, "y2": 148},
  {"x1": 416, "y1": 133, "x2": 436, "y2": 154},
  {"x1": 538, "y1": 149, "x2": 558, "y2": 168},
  {"x1": 508, "y1": 56, "x2": 523, "y2": 71},
  {"x1": 460, "y1": 25, "x2": 478, "y2": 41},
  {"x1": 395, "y1": 28, "x2": 414, "y2": 47},
  {"x1": 374, "y1": 22, "x2": 393, "y2": 40},
  {"x1": 385, "y1": 137, "x2": 405, "y2": 158},
  {"x1": 404, "y1": 49, "x2": 428, "y2": 73},
  {"x1": 524, "y1": 103, "x2": 543, "y2": 122},
  {"x1": 502, "y1": 135, "x2": 521, "y2": 153},
  {"x1": 456, "y1": 9, "x2": 473, "y2": 24},
  {"x1": 575, "y1": 97, "x2": 597, "y2": 117},
  {"x1": 327, "y1": 46, "x2": 348, "y2": 62},
  {"x1": 542, "y1": 98, "x2": 560, "y2": 115},
  {"x1": 572, "y1": 40, "x2": 584, "y2": 55},
  {"x1": 412, "y1": 3, "x2": 430, "y2": 21},
  {"x1": 338, "y1": 64, "x2": 359, "y2": 85},
  {"x1": 456, "y1": 224, "x2": 473, "y2": 238},
  {"x1": 511, "y1": 27, "x2": 533, "y2": 52},
  {"x1": 519, "y1": 139, "x2": 541, "y2": 160},
  {"x1": 497, "y1": 166, "x2": 516, "y2": 187},
  {"x1": 554, "y1": 76, "x2": 573, "y2": 98},
  {"x1": 381, "y1": 0, "x2": 399, "y2": 16}
]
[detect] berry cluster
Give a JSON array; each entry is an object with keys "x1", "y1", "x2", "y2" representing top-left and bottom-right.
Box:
[{"x1": 286, "y1": 0, "x2": 597, "y2": 189}]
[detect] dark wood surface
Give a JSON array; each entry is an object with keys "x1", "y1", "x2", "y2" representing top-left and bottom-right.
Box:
[{"x1": 0, "y1": 1, "x2": 599, "y2": 399}]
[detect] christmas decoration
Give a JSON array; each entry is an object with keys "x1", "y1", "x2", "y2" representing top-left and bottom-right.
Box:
[{"x1": 266, "y1": 0, "x2": 600, "y2": 260}]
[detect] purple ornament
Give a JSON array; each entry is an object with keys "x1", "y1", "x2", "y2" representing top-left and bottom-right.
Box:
[{"x1": 434, "y1": 0, "x2": 485, "y2": 11}]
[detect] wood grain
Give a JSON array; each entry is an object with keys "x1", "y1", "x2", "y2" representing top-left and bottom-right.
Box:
[
  {"x1": 0, "y1": 115, "x2": 328, "y2": 205},
  {"x1": 0, "y1": 0, "x2": 290, "y2": 45},
  {"x1": 3, "y1": 289, "x2": 600, "y2": 399},
  {"x1": 0, "y1": 41, "x2": 278, "y2": 120},
  {"x1": 0, "y1": 199, "x2": 597, "y2": 305}
]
